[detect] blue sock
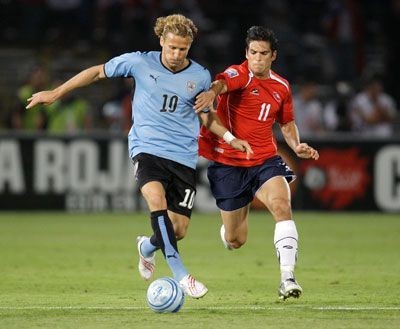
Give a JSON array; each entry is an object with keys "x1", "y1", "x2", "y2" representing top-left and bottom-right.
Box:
[
  {"x1": 150, "y1": 210, "x2": 188, "y2": 281},
  {"x1": 140, "y1": 238, "x2": 157, "y2": 258}
]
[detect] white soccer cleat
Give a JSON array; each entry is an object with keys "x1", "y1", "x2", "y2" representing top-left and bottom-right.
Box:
[
  {"x1": 220, "y1": 225, "x2": 233, "y2": 250},
  {"x1": 278, "y1": 278, "x2": 303, "y2": 300},
  {"x1": 137, "y1": 236, "x2": 156, "y2": 281},
  {"x1": 179, "y1": 274, "x2": 208, "y2": 299}
]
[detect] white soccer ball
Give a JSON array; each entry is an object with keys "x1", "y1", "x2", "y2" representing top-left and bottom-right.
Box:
[{"x1": 146, "y1": 277, "x2": 185, "y2": 313}]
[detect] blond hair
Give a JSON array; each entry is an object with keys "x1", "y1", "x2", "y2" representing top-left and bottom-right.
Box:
[{"x1": 154, "y1": 14, "x2": 198, "y2": 41}]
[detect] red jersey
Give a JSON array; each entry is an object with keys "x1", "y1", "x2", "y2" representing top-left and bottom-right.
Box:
[{"x1": 199, "y1": 61, "x2": 295, "y2": 167}]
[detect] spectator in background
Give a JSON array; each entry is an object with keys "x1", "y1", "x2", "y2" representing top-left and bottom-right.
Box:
[
  {"x1": 324, "y1": 81, "x2": 353, "y2": 132},
  {"x1": 293, "y1": 79, "x2": 325, "y2": 136},
  {"x1": 46, "y1": 91, "x2": 92, "y2": 134},
  {"x1": 350, "y1": 74, "x2": 397, "y2": 137},
  {"x1": 12, "y1": 65, "x2": 50, "y2": 131},
  {"x1": 102, "y1": 78, "x2": 133, "y2": 133}
]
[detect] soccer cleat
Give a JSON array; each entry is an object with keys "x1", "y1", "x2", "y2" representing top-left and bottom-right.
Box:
[
  {"x1": 179, "y1": 274, "x2": 208, "y2": 299},
  {"x1": 137, "y1": 236, "x2": 155, "y2": 281},
  {"x1": 220, "y1": 225, "x2": 233, "y2": 250},
  {"x1": 278, "y1": 278, "x2": 303, "y2": 300}
]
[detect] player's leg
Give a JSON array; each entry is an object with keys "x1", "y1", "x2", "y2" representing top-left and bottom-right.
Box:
[
  {"x1": 133, "y1": 154, "x2": 187, "y2": 283},
  {"x1": 138, "y1": 205, "x2": 190, "y2": 269},
  {"x1": 207, "y1": 162, "x2": 253, "y2": 250},
  {"x1": 136, "y1": 180, "x2": 166, "y2": 280},
  {"x1": 138, "y1": 205, "x2": 190, "y2": 267},
  {"x1": 166, "y1": 210, "x2": 207, "y2": 298},
  {"x1": 220, "y1": 204, "x2": 250, "y2": 249},
  {"x1": 255, "y1": 175, "x2": 302, "y2": 299},
  {"x1": 140, "y1": 181, "x2": 192, "y2": 281},
  {"x1": 253, "y1": 155, "x2": 302, "y2": 299},
  {"x1": 164, "y1": 163, "x2": 208, "y2": 298}
]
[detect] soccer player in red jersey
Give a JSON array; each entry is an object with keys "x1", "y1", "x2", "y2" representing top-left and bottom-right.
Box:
[{"x1": 194, "y1": 26, "x2": 319, "y2": 300}]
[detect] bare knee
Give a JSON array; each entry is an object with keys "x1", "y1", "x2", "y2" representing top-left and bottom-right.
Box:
[
  {"x1": 142, "y1": 192, "x2": 166, "y2": 210},
  {"x1": 226, "y1": 234, "x2": 247, "y2": 249},
  {"x1": 269, "y1": 197, "x2": 292, "y2": 220}
]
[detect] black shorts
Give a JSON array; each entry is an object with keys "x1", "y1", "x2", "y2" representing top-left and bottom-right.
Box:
[
  {"x1": 132, "y1": 153, "x2": 196, "y2": 217},
  {"x1": 207, "y1": 155, "x2": 296, "y2": 211}
]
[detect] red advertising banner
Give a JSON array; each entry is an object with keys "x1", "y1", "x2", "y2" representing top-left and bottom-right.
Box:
[{"x1": 276, "y1": 139, "x2": 400, "y2": 212}]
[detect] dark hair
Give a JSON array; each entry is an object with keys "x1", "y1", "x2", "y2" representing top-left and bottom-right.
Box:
[{"x1": 245, "y1": 26, "x2": 278, "y2": 52}]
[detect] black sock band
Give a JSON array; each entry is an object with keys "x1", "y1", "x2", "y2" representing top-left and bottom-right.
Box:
[{"x1": 150, "y1": 210, "x2": 178, "y2": 256}]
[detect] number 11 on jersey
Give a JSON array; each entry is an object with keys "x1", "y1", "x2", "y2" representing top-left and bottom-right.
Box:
[{"x1": 258, "y1": 103, "x2": 271, "y2": 121}]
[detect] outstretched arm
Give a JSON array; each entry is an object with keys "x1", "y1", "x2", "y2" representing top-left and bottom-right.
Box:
[
  {"x1": 199, "y1": 110, "x2": 253, "y2": 159},
  {"x1": 26, "y1": 64, "x2": 106, "y2": 109},
  {"x1": 280, "y1": 121, "x2": 319, "y2": 160},
  {"x1": 194, "y1": 79, "x2": 227, "y2": 113}
]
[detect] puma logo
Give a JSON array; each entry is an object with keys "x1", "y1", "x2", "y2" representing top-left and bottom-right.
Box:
[
  {"x1": 166, "y1": 252, "x2": 178, "y2": 259},
  {"x1": 150, "y1": 74, "x2": 159, "y2": 83}
]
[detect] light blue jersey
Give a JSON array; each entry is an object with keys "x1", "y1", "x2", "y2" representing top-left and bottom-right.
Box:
[{"x1": 104, "y1": 51, "x2": 211, "y2": 169}]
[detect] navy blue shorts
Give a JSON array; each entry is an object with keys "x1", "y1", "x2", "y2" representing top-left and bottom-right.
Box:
[{"x1": 207, "y1": 155, "x2": 296, "y2": 211}]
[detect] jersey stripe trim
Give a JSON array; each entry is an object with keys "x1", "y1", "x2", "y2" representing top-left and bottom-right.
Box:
[
  {"x1": 243, "y1": 71, "x2": 253, "y2": 89},
  {"x1": 270, "y1": 71, "x2": 289, "y2": 91}
]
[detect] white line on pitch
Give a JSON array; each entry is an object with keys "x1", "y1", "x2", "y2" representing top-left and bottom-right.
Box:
[{"x1": 0, "y1": 306, "x2": 399, "y2": 311}]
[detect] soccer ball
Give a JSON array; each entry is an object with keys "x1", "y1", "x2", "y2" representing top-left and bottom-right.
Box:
[{"x1": 146, "y1": 277, "x2": 185, "y2": 313}]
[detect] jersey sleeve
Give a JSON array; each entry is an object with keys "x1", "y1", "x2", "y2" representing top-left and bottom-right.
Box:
[
  {"x1": 104, "y1": 51, "x2": 141, "y2": 78},
  {"x1": 202, "y1": 69, "x2": 212, "y2": 92},
  {"x1": 215, "y1": 65, "x2": 250, "y2": 92},
  {"x1": 201, "y1": 69, "x2": 212, "y2": 113},
  {"x1": 276, "y1": 87, "x2": 295, "y2": 124}
]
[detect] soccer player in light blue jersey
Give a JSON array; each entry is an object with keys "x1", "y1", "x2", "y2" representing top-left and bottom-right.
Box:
[{"x1": 26, "y1": 14, "x2": 253, "y2": 299}]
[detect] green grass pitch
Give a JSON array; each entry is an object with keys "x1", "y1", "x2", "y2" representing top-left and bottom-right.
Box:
[{"x1": 1, "y1": 211, "x2": 399, "y2": 328}]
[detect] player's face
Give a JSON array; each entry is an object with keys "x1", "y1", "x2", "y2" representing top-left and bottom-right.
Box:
[
  {"x1": 246, "y1": 40, "x2": 277, "y2": 79},
  {"x1": 160, "y1": 32, "x2": 192, "y2": 72}
]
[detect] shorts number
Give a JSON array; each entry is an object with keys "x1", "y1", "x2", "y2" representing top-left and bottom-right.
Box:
[
  {"x1": 258, "y1": 103, "x2": 271, "y2": 121},
  {"x1": 179, "y1": 189, "x2": 195, "y2": 209}
]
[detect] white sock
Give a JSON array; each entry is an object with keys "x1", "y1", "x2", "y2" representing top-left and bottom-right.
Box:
[{"x1": 274, "y1": 220, "x2": 298, "y2": 281}]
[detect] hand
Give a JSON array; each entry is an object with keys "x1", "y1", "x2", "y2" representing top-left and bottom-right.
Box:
[
  {"x1": 230, "y1": 139, "x2": 254, "y2": 160},
  {"x1": 194, "y1": 90, "x2": 216, "y2": 113},
  {"x1": 294, "y1": 143, "x2": 319, "y2": 160},
  {"x1": 26, "y1": 90, "x2": 58, "y2": 109}
]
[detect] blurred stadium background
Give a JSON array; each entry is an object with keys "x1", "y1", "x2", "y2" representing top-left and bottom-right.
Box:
[
  {"x1": 0, "y1": 0, "x2": 399, "y2": 212},
  {"x1": 0, "y1": 0, "x2": 399, "y2": 213}
]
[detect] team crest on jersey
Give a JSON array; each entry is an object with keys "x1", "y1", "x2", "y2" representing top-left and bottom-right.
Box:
[
  {"x1": 187, "y1": 81, "x2": 196, "y2": 93},
  {"x1": 272, "y1": 91, "x2": 281, "y2": 102},
  {"x1": 225, "y1": 68, "x2": 239, "y2": 78}
]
